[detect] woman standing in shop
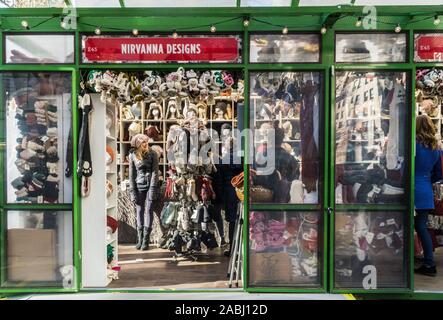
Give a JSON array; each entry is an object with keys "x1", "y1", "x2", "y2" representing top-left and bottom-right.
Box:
[
  {"x1": 415, "y1": 114, "x2": 442, "y2": 276},
  {"x1": 129, "y1": 133, "x2": 159, "y2": 251}
]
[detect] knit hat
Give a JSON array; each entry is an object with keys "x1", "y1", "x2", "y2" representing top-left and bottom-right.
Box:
[{"x1": 130, "y1": 133, "x2": 148, "y2": 149}]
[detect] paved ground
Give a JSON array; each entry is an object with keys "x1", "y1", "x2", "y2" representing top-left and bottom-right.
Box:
[{"x1": 11, "y1": 292, "x2": 351, "y2": 300}]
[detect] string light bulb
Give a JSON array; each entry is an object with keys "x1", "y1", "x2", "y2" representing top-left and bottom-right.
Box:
[
  {"x1": 21, "y1": 20, "x2": 29, "y2": 29},
  {"x1": 395, "y1": 23, "x2": 401, "y2": 33},
  {"x1": 282, "y1": 26, "x2": 288, "y2": 34},
  {"x1": 95, "y1": 27, "x2": 101, "y2": 35},
  {"x1": 210, "y1": 25, "x2": 216, "y2": 33},
  {"x1": 355, "y1": 17, "x2": 362, "y2": 27},
  {"x1": 172, "y1": 30, "x2": 178, "y2": 39},
  {"x1": 60, "y1": 17, "x2": 67, "y2": 29},
  {"x1": 243, "y1": 18, "x2": 250, "y2": 27},
  {"x1": 434, "y1": 15, "x2": 441, "y2": 26},
  {"x1": 132, "y1": 29, "x2": 139, "y2": 36},
  {"x1": 321, "y1": 25, "x2": 327, "y2": 34}
]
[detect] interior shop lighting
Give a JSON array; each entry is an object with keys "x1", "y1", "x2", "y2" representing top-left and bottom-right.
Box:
[
  {"x1": 95, "y1": 27, "x2": 102, "y2": 35},
  {"x1": 172, "y1": 30, "x2": 178, "y2": 39},
  {"x1": 394, "y1": 23, "x2": 401, "y2": 33},
  {"x1": 355, "y1": 17, "x2": 362, "y2": 27},
  {"x1": 282, "y1": 26, "x2": 288, "y2": 34},
  {"x1": 243, "y1": 18, "x2": 250, "y2": 27},
  {"x1": 434, "y1": 15, "x2": 441, "y2": 26},
  {"x1": 132, "y1": 28, "x2": 139, "y2": 36},
  {"x1": 210, "y1": 25, "x2": 216, "y2": 33}
]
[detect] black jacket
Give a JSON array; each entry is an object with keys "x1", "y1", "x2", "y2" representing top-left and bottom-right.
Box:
[
  {"x1": 129, "y1": 149, "x2": 159, "y2": 200},
  {"x1": 212, "y1": 151, "x2": 243, "y2": 221}
]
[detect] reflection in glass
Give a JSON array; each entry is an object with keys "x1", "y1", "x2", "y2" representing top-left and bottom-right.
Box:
[
  {"x1": 334, "y1": 211, "x2": 406, "y2": 289},
  {"x1": 335, "y1": 33, "x2": 406, "y2": 63},
  {"x1": 250, "y1": 34, "x2": 320, "y2": 63},
  {"x1": 335, "y1": 71, "x2": 408, "y2": 204},
  {"x1": 4, "y1": 210, "x2": 73, "y2": 288},
  {"x1": 250, "y1": 72, "x2": 322, "y2": 204},
  {"x1": 249, "y1": 211, "x2": 321, "y2": 287},
  {"x1": 5, "y1": 35, "x2": 74, "y2": 64},
  {"x1": 3, "y1": 72, "x2": 73, "y2": 204}
]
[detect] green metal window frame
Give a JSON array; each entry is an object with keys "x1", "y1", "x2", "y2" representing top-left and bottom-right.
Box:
[{"x1": 0, "y1": 6, "x2": 442, "y2": 298}]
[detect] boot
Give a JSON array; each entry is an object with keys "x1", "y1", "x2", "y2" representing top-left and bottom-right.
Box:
[
  {"x1": 141, "y1": 227, "x2": 152, "y2": 251},
  {"x1": 135, "y1": 227, "x2": 144, "y2": 250}
]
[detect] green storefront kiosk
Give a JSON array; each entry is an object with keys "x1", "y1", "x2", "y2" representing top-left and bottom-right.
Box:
[{"x1": 0, "y1": 1, "x2": 443, "y2": 300}]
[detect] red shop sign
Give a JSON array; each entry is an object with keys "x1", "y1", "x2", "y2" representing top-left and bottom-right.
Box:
[
  {"x1": 82, "y1": 36, "x2": 241, "y2": 63},
  {"x1": 415, "y1": 34, "x2": 443, "y2": 62}
]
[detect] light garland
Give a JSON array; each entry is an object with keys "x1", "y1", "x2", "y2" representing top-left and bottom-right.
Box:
[{"x1": 2, "y1": 12, "x2": 442, "y2": 34}]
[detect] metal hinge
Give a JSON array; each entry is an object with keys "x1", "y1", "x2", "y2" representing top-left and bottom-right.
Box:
[
  {"x1": 0, "y1": 142, "x2": 5, "y2": 150},
  {"x1": 327, "y1": 207, "x2": 334, "y2": 215}
]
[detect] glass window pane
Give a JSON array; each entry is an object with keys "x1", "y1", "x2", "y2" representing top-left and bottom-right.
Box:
[
  {"x1": 414, "y1": 33, "x2": 443, "y2": 63},
  {"x1": 334, "y1": 211, "x2": 407, "y2": 289},
  {"x1": 298, "y1": 0, "x2": 352, "y2": 5},
  {"x1": 249, "y1": 211, "x2": 322, "y2": 287},
  {"x1": 335, "y1": 71, "x2": 409, "y2": 205},
  {"x1": 4, "y1": 210, "x2": 74, "y2": 288},
  {"x1": 3, "y1": 72, "x2": 73, "y2": 204},
  {"x1": 249, "y1": 72, "x2": 323, "y2": 204},
  {"x1": 241, "y1": 0, "x2": 291, "y2": 6},
  {"x1": 335, "y1": 33, "x2": 407, "y2": 63},
  {"x1": 125, "y1": 0, "x2": 236, "y2": 7},
  {"x1": 5, "y1": 34, "x2": 74, "y2": 64},
  {"x1": 250, "y1": 34, "x2": 320, "y2": 63}
]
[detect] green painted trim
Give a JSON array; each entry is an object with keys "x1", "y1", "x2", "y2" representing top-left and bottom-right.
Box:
[
  {"x1": 409, "y1": 29, "x2": 416, "y2": 293},
  {"x1": 250, "y1": 204, "x2": 320, "y2": 211},
  {"x1": 0, "y1": 7, "x2": 443, "y2": 17},
  {"x1": 79, "y1": 64, "x2": 243, "y2": 70},
  {"x1": 0, "y1": 288, "x2": 78, "y2": 293},
  {"x1": 332, "y1": 288, "x2": 410, "y2": 294},
  {"x1": 242, "y1": 27, "x2": 249, "y2": 293},
  {"x1": 246, "y1": 287, "x2": 326, "y2": 293},
  {"x1": 329, "y1": 61, "x2": 336, "y2": 294},
  {"x1": 79, "y1": 289, "x2": 244, "y2": 293},
  {"x1": 322, "y1": 24, "x2": 334, "y2": 294},
  {"x1": 72, "y1": 69, "x2": 80, "y2": 292}
]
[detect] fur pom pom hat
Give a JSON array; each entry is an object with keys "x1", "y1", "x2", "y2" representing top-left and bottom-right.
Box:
[{"x1": 130, "y1": 133, "x2": 149, "y2": 149}]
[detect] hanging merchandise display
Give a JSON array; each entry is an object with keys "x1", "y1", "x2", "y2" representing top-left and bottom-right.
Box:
[
  {"x1": 85, "y1": 67, "x2": 242, "y2": 258},
  {"x1": 249, "y1": 211, "x2": 321, "y2": 287},
  {"x1": 77, "y1": 93, "x2": 94, "y2": 197},
  {"x1": 249, "y1": 71, "x2": 321, "y2": 204},
  {"x1": 4, "y1": 72, "x2": 72, "y2": 204}
]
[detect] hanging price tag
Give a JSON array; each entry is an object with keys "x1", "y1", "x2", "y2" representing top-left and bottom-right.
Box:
[
  {"x1": 41, "y1": 136, "x2": 49, "y2": 143},
  {"x1": 38, "y1": 196, "x2": 43, "y2": 204},
  {"x1": 121, "y1": 183, "x2": 127, "y2": 191}
]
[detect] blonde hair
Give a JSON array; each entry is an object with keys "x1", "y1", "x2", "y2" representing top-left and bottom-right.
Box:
[
  {"x1": 135, "y1": 143, "x2": 149, "y2": 160},
  {"x1": 416, "y1": 114, "x2": 438, "y2": 150}
]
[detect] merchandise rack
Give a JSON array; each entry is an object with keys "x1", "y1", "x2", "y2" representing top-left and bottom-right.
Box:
[
  {"x1": 117, "y1": 87, "x2": 242, "y2": 184},
  {"x1": 0, "y1": 3, "x2": 442, "y2": 300}
]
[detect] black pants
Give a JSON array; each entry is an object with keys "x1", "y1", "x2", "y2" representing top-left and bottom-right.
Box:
[{"x1": 135, "y1": 191, "x2": 154, "y2": 229}]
